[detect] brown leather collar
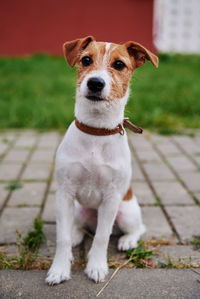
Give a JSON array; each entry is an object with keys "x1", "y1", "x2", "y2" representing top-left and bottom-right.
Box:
[
  {"x1": 75, "y1": 118, "x2": 124, "y2": 136},
  {"x1": 75, "y1": 118, "x2": 143, "y2": 136}
]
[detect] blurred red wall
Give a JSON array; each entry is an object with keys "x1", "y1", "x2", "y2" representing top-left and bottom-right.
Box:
[{"x1": 0, "y1": 0, "x2": 155, "y2": 56}]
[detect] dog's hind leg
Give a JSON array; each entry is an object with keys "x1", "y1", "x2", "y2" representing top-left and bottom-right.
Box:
[{"x1": 116, "y1": 195, "x2": 146, "y2": 251}]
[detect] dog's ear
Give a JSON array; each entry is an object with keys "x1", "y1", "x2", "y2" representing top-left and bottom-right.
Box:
[
  {"x1": 125, "y1": 41, "x2": 159, "y2": 69},
  {"x1": 63, "y1": 36, "x2": 95, "y2": 67}
]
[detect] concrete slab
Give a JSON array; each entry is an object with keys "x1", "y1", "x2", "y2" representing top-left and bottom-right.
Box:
[{"x1": 0, "y1": 269, "x2": 200, "y2": 298}]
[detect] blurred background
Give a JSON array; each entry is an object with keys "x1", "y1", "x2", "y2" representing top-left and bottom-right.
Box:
[{"x1": 0, "y1": 0, "x2": 200, "y2": 134}]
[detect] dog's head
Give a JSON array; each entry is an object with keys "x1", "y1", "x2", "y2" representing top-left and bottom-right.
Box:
[{"x1": 63, "y1": 36, "x2": 158, "y2": 103}]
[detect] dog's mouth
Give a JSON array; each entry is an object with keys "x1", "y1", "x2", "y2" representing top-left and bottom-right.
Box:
[{"x1": 86, "y1": 95, "x2": 104, "y2": 102}]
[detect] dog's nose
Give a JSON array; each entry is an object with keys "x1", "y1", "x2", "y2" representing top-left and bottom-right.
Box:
[{"x1": 87, "y1": 77, "x2": 105, "y2": 93}]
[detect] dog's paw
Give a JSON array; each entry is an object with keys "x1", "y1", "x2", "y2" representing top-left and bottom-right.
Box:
[
  {"x1": 118, "y1": 234, "x2": 138, "y2": 251},
  {"x1": 72, "y1": 227, "x2": 84, "y2": 247},
  {"x1": 84, "y1": 261, "x2": 109, "y2": 283},
  {"x1": 45, "y1": 265, "x2": 71, "y2": 285}
]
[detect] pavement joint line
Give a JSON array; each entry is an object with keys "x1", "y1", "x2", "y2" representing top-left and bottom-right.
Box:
[
  {"x1": 148, "y1": 136, "x2": 200, "y2": 206},
  {"x1": 129, "y1": 137, "x2": 182, "y2": 244},
  {"x1": 0, "y1": 133, "x2": 40, "y2": 217},
  {"x1": 44, "y1": 221, "x2": 56, "y2": 225},
  {"x1": 171, "y1": 136, "x2": 200, "y2": 168}
]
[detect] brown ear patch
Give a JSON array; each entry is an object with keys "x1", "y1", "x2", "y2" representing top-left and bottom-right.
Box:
[
  {"x1": 125, "y1": 41, "x2": 159, "y2": 69},
  {"x1": 122, "y1": 187, "x2": 133, "y2": 201},
  {"x1": 63, "y1": 36, "x2": 95, "y2": 67}
]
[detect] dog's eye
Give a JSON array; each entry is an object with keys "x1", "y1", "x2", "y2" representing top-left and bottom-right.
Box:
[
  {"x1": 112, "y1": 60, "x2": 126, "y2": 71},
  {"x1": 81, "y1": 56, "x2": 93, "y2": 67}
]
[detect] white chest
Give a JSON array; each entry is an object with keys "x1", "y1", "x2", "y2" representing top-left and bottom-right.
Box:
[{"x1": 56, "y1": 123, "x2": 132, "y2": 208}]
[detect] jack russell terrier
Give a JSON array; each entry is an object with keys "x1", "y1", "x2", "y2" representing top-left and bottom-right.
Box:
[{"x1": 46, "y1": 36, "x2": 158, "y2": 285}]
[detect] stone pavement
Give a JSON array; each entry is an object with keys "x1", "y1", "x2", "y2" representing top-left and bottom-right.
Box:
[{"x1": 0, "y1": 130, "x2": 200, "y2": 275}]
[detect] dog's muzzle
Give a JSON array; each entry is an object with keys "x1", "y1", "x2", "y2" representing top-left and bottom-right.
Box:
[{"x1": 86, "y1": 77, "x2": 105, "y2": 101}]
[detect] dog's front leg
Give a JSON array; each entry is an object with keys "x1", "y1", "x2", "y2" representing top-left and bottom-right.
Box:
[
  {"x1": 46, "y1": 187, "x2": 74, "y2": 285},
  {"x1": 85, "y1": 194, "x2": 121, "y2": 282}
]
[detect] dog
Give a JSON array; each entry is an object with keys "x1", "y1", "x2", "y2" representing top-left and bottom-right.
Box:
[{"x1": 45, "y1": 36, "x2": 158, "y2": 285}]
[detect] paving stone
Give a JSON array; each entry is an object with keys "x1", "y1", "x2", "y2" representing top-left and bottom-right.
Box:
[
  {"x1": 30, "y1": 148, "x2": 55, "y2": 163},
  {"x1": 152, "y1": 181, "x2": 194, "y2": 205},
  {"x1": 42, "y1": 193, "x2": 56, "y2": 222},
  {"x1": 17, "y1": 130, "x2": 37, "y2": 137},
  {"x1": 191, "y1": 153, "x2": 200, "y2": 166},
  {"x1": 156, "y1": 141, "x2": 181, "y2": 156},
  {"x1": 0, "y1": 184, "x2": 9, "y2": 210},
  {"x1": 14, "y1": 135, "x2": 37, "y2": 148},
  {"x1": 179, "y1": 171, "x2": 200, "y2": 192},
  {"x1": 149, "y1": 134, "x2": 169, "y2": 143},
  {"x1": 129, "y1": 134, "x2": 153, "y2": 151},
  {"x1": 156, "y1": 245, "x2": 200, "y2": 266},
  {"x1": 1, "y1": 132, "x2": 16, "y2": 143},
  {"x1": 0, "y1": 207, "x2": 40, "y2": 243},
  {"x1": 0, "y1": 163, "x2": 22, "y2": 180},
  {"x1": 132, "y1": 181, "x2": 156, "y2": 204},
  {"x1": 0, "y1": 142, "x2": 8, "y2": 156},
  {"x1": 43, "y1": 224, "x2": 56, "y2": 246},
  {"x1": 137, "y1": 150, "x2": 162, "y2": 163},
  {"x1": 8, "y1": 182, "x2": 47, "y2": 206},
  {"x1": 173, "y1": 136, "x2": 200, "y2": 153},
  {"x1": 141, "y1": 206, "x2": 175, "y2": 240},
  {"x1": 167, "y1": 155, "x2": 197, "y2": 173},
  {"x1": 3, "y1": 149, "x2": 30, "y2": 163},
  {"x1": 166, "y1": 206, "x2": 200, "y2": 241},
  {"x1": 21, "y1": 163, "x2": 51, "y2": 180},
  {"x1": 143, "y1": 162, "x2": 176, "y2": 181},
  {"x1": 37, "y1": 132, "x2": 60, "y2": 149},
  {"x1": 131, "y1": 159, "x2": 145, "y2": 181}
]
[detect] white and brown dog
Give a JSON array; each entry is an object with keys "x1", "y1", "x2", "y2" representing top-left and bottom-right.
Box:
[{"x1": 46, "y1": 36, "x2": 158, "y2": 285}]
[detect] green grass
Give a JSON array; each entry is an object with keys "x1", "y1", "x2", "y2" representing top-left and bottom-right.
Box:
[
  {"x1": 5, "y1": 180, "x2": 23, "y2": 191},
  {"x1": 191, "y1": 236, "x2": 200, "y2": 250},
  {"x1": 126, "y1": 240, "x2": 153, "y2": 268},
  {"x1": 0, "y1": 53, "x2": 200, "y2": 132},
  {"x1": 0, "y1": 217, "x2": 45, "y2": 270}
]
